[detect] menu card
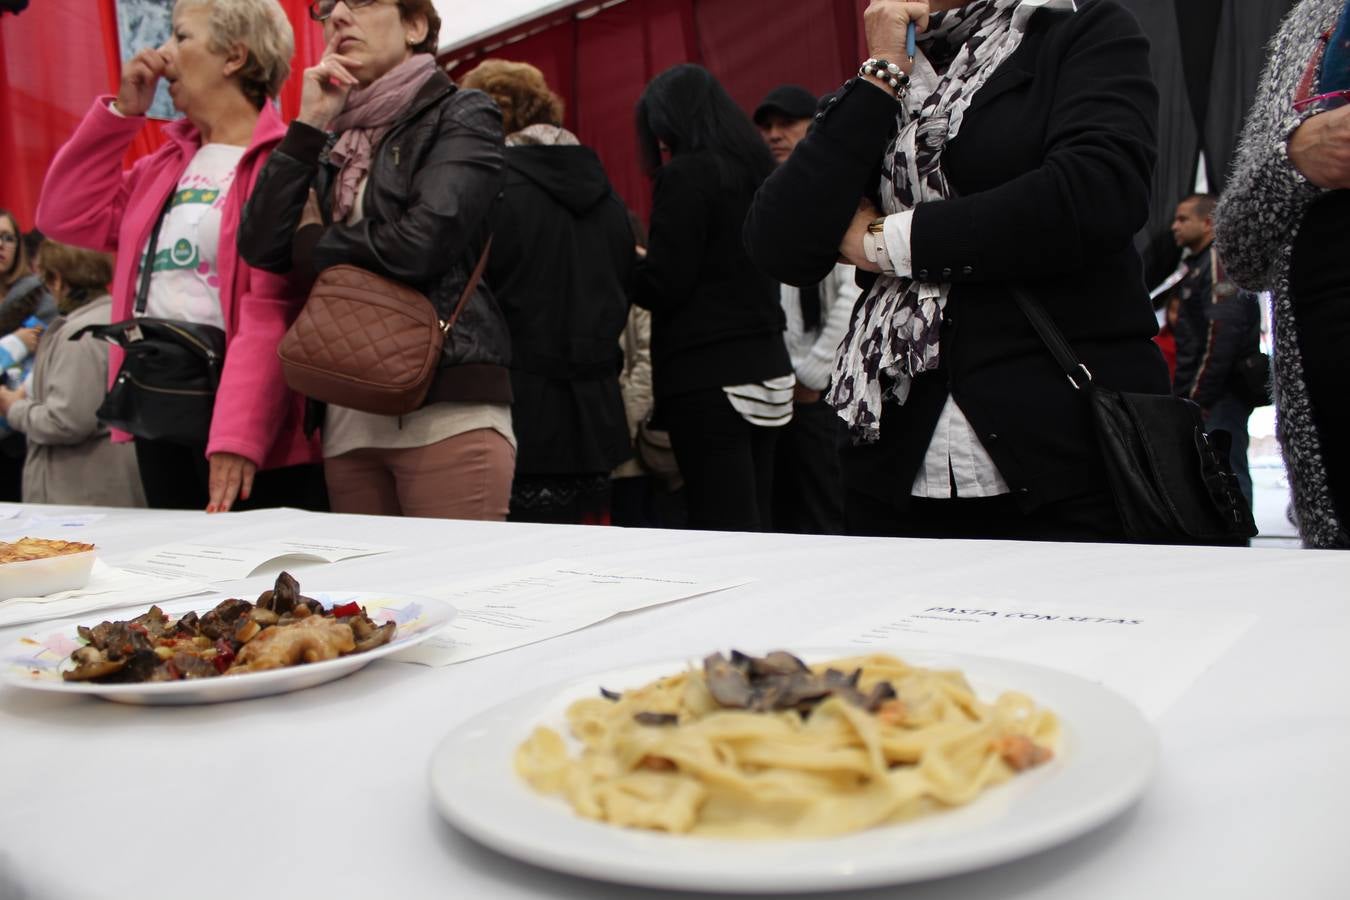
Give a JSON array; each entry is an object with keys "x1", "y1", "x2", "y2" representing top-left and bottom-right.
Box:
[
  {"x1": 392, "y1": 560, "x2": 753, "y2": 666},
  {"x1": 120, "y1": 538, "x2": 402, "y2": 583},
  {"x1": 813, "y1": 598, "x2": 1257, "y2": 719}
]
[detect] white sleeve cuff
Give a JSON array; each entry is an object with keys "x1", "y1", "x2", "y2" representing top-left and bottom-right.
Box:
[
  {"x1": 0, "y1": 334, "x2": 29, "y2": 366},
  {"x1": 882, "y1": 210, "x2": 915, "y2": 279}
]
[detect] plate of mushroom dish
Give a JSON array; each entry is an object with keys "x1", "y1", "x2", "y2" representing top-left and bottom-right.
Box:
[{"x1": 0, "y1": 572, "x2": 455, "y2": 705}]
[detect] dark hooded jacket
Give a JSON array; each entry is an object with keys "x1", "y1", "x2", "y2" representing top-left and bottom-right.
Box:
[{"x1": 487, "y1": 141, "x2": 634, "y2": 475}]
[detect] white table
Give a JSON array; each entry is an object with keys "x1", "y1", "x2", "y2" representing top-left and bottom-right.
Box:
[{"x1": 1, "y1": 504, "x2": 1347, "y2": 900}]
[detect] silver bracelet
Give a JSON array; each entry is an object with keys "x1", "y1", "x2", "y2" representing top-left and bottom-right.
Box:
[{"x1": 859, "y1": 58, "x2": 909, "y2": 102}]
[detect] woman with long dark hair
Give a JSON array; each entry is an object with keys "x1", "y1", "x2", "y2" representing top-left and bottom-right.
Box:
[{"x1": 633, "y1": 64, "x2": 793, "y2": 532}]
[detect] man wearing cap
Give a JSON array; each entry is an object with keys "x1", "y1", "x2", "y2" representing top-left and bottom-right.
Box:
[{"x1": 754, "y1": 85, "x2": 861, "y2": 535}]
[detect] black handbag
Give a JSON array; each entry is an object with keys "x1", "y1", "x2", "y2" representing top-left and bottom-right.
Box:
[
  {"x1": 72, "y1": 198, "x2": 226, "y2": 446},
  {"x1": 1011, "y1": 287, "x2": 1257, "y2": 545}
]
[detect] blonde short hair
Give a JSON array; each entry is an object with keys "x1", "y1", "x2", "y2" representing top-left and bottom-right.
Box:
[
  {"x1": 177, "y1": 0, "x2": 294, "y2": 108},
  {"x1": 460, "y1": 60, "x2": 564, "y2": 135}
]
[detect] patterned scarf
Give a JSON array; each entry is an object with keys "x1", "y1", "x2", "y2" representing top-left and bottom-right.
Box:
[
  {"x1": 828, "y1": 0, "x2": 1076, "y2": 442},
  {"x1": 329, "y1": 54, "x2": 438, "y2": 222}
]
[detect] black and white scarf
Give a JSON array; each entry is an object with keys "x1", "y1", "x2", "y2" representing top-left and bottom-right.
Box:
[{"x1": 828, "y1": 0, "x2": 1076, "y2": 442}]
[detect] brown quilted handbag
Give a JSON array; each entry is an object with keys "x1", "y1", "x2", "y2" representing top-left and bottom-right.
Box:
[{"x1": 278, "y1": 240, "x2": 491, "y2": 416}]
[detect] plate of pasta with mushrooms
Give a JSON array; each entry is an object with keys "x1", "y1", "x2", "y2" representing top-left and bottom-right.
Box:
[
  {"x1": 0, "y1": 572, "x2": 455, "y2": 705},
  {"x1": 429, "y1": 649, "x2": 1155, "y2": 892}
]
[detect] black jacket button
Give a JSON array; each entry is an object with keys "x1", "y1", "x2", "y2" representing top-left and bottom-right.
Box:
[
  {"x1": 917, "y1": 269, "x2": 929, "y2": 280},
  {"x1": 941, "y1": 267, "x2": 953, "y2": 279},
  {"x1": 962, "y1": 265, "x2": 974, "y2": 276}
]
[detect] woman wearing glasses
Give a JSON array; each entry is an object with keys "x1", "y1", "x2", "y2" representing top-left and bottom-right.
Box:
[
  {"x1": 239, "y1": 0, "x2": 514, "y2": 520},
  {"x1": 1217, "y1": 0, "x2": 1350, "y2": 548},
  {"x1": 36, "y1": 0, "x2": 323, "y2": 513}
]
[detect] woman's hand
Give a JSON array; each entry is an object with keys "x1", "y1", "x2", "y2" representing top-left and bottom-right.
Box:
[
  {"x1": 840, "y1": 200, "x2": 884, "y2": 273},
  {"x1": 298, "y1": 33, "x2": 360, "y2": 131},
  {"x1": 115, "y1": 47, "x2": 170, "y2": 117},
  {"x1": 863, "y1": 1, "x2": 931, "y2": 73},
  {"x1": 206, "y1": 452, "x2": 257, "y2": 513},
  {"x1": 0, "y1": 385, "x2": 24, "y2": 416},
  {"x1": 15, "y1": 326, "x2": 42, "y2": 354},
  {"x1": 1289, "y1": 105, "x2": 1350, "y2": 190}
]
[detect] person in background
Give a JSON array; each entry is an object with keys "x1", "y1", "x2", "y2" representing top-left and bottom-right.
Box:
[
  {"x1": 1153, "y1": 293, "x2": 1182, "y2": 384},
  {"x1": 754, "y1": 84, "x2": 816, "y2": 165},
  {"x1": 460, "y1": 59, "x2": 633, "y2": 525},
  {"x1": 746, "y1": 0, "x2": 1168, "y2": 542},
  {"x1": 0, "y1": 209, "x2": 50, "y2": 500},
  {"x1": 36, "y1": 0, "x2": 323, "y2": 513},
  {"x1": 754, "y1": 84, "x2": 860, "y2": 535},
  {"x1": 0, "y1": 241, "x2": 146, "y2": 507},
  {"x1": 1216, "y1": 0, "x2": 1350, "y2": 548},
  {"x1": 239, "y1": 0, "x2": 513, "y2": 520},
  {"x1": 1166, "y1": 193, "x2": 1261, "y2": 507},
  {"x1": 633, "y1": 64, "x2": 793, "y2": 532},
  {"x1": 0, "y1": 210, "x2": 55, "y2": 333}
]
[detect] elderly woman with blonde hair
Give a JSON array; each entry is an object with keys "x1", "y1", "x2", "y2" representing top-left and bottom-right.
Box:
[
  {"x1": 0, "y1": 242, "x2": 145, "y2": 507},
  {"x1": 37, "y1": 0, "x2": 324, "y2": 513},
  {"x1": 460, "y1": 59, "x2": 635, "y2": 523}
]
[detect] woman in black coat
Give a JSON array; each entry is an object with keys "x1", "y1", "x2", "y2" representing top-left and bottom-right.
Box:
[
  {"x1": 745, "y1": 0, "x2": 1169, "y2": 542},
  {"x1": 462, "y1": 60, "x2": 634, "y2": 524},
  {"x1": 634, "y1": 64, "x2": 793, "y2": 532}
]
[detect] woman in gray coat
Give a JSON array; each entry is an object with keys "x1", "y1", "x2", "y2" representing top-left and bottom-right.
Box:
[
  {"x1": 0, "y1": 241, "x2": 145, "y2": 507},
  {"x1": 1216, "y1": 0, "x2": 1350, "y2": 548}
]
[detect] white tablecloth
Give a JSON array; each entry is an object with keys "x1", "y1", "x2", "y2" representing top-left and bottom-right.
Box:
[{"x1": 2, "y1": 504, "x2": 1347, "y2": 900}]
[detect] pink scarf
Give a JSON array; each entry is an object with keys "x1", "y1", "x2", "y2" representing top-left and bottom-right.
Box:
[{"x1": 329, "y1": 54, "x2": 438, "y2": 221}]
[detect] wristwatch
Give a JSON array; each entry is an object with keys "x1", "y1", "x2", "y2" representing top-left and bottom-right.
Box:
[{"x1": 863, "y1": 217, "x2": 894, "y2": 274}]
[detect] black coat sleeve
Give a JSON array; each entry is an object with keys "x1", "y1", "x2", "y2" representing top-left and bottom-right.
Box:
[
  {"x1": 237, "y1": 121, "x2": 329, "y2": 274},
  {"x1": 311, "y1": 92, "x2": 504, "y2": 285},
  {"x1": 743, "y1": 81, "x2": 897, "y2": 288},
  {"x1": 910, "y1": 2, "x2": 1157, "y2": 283}
]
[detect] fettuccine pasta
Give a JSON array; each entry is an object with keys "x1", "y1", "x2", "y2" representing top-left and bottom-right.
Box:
[{"x1": 515, "y1": 652, "x2": 1058, "y2": 839}]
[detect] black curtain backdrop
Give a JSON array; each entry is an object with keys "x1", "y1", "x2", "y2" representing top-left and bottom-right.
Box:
[{"x1": 1119, "y1": 0, "x2": 1295, "y2": 291}]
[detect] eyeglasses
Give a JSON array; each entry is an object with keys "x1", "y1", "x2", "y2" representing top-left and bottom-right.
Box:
[
  {"x1": 308, "y1": 0, "x2": 391, "y2": 21},
  {"x1": 0, "y1": 234, "x2": 17, "y2": 246}
]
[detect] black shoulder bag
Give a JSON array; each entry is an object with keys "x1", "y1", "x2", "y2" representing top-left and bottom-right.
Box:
[
  {"x1": 1011, "y1": 287, "x2": 1257, "y2": 546},
  {"x1": 72, "y1": 196, "x2": 227, "y2": 446}
]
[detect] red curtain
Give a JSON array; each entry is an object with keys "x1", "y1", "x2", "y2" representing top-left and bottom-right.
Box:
[
  {"x1": 0, "y1": 0, "x2": 322, "y2": 231},
  {"x1": 447, "y1": 0, "x2": 866, "y2": 220}
]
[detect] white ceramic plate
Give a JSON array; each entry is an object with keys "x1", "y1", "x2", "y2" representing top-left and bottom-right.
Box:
[
  {"x1": 0, "y1": 591, "x2": 455, "y2": 705},
  {"x1": 429, "y1": 650, "x2": 1156, "y2": 894}
]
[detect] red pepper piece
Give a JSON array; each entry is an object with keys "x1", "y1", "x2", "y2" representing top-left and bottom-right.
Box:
[
  {"x1": 211, "y1": 638, "x2": 236, "y2": 674},
  {"x1": 330, "y1": 601, "x2": 362, "y2": 618}
]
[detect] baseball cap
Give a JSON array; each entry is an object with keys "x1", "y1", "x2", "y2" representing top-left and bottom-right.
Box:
[{"x1": 753, "y1": 85, "x2": 819, "y2": 126}]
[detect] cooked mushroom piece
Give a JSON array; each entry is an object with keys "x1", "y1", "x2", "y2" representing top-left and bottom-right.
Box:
[
  {"x1": 704, "y1": 653, "x2": 753, "y2": 708},
  {"x1": 634, "y1": 712, "x2": 679, "y2": 726},
  {"x1": 351, "y1": 620, "x2": 396, "y2": 654},
  {"x1": 62, "y1": 646, "x2": 128, "y2": 682}
]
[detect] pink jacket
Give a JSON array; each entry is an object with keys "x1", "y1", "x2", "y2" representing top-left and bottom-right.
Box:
[{"x1": 36, "y1": 98, "x2": 320, "y2": 471}]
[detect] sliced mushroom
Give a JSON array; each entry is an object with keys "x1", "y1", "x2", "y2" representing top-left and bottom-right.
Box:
[
  {"x1": 351, "y1": 620, "x2": 396, "y2": 654},
  {"x1": 704, "y1": 653, "x2": 753, "y2": 708},
  {"x1": 634, "y1": 712, "x2": 679, "y2": 726}
]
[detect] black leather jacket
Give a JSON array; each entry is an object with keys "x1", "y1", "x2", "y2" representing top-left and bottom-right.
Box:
[{"x1": 237, "y1": 70, "x2": 511, "y2": 405}]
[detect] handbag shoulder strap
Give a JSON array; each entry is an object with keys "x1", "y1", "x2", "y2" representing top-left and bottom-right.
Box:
[
  {"x1": 135, "y1": 193, "x2": 175, "y2": 316},
  {"x1": 440, "y1": 236, "x2": 494, "y2": 335},
  {"x1": 1009, "y1": 286, "x2": 1094, "y2": 390}
]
